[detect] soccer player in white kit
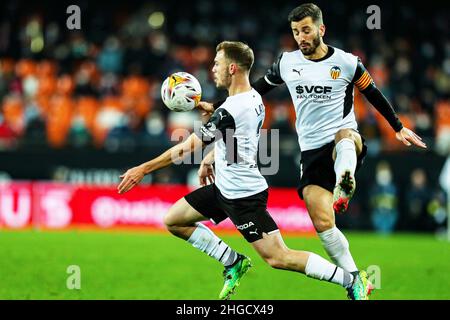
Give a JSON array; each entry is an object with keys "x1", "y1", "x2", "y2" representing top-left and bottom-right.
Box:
[
  {"x1": 197, "y1": 4, "x2": 426, "y2": 297},
  {"x1": 118, "y1": 41, "x2": 371, "y2": 300}
]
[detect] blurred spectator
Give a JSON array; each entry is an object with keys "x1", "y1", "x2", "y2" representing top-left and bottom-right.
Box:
[
  {"x1": 144, "y1": 111, "x2": 170, "y2": 144},
  {"x1": 153, "y1": 167, "x2": 182, "y2": 184},
  {"x1": 68, "y1": 115, "x2": 92, "y2": 148},
  {"x1": 97, "y1": 37, "x2": 124, "y2": 75},
  {"x1": 426, "y1": 188, "x2": 447, "y2": 236},
  {"x1": 405, "y1": 168, "x2": 435, "y2": 231},
  {"x1": 370, "y1": 161, "x2": 398, "y2": 233},
  {"x1": 269, "y1": 103, "x2": 295, "y2": 135},
  {"x1": 99, "y1": 73, "x2": 120, "y2": 96},
  {"x1": 0, "y1": 114, "x2": 17, "y2": 149}
]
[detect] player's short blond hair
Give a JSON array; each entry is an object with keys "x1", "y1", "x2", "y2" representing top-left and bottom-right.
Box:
[{"x1": 216, "y1": 41, "x2": 254, "y2": 72}]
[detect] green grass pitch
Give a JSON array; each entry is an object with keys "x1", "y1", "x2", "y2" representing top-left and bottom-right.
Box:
[{"x1": 0, "y1": 229, "x2": 449, "y2": 299}]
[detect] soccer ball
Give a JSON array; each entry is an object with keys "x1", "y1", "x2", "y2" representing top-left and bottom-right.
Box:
[{"x1": 161, "y1": 72, "x2": 202, "y2": 112}]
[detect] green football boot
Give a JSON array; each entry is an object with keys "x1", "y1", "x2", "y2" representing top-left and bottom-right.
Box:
[
  {"x1": 347, "y1": 270, "x2": 372, "y2": 300},
  {"x1": 219, "y1": 254, "x2": 252, "y2": 300}
]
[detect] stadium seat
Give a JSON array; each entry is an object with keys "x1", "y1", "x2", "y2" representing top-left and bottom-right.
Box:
[
  {"x1": 56, "y1": 75, "x2": 75, "y2": 96},
  {"x1": 436, "y1": 100, "x2": 450, "y2": 134},
  {"x1": 36, "y1": 60, "x2": 57, "y2": 78},
  {"x1": 37, "y1": 75, "x2": 57, "y2": 97},
  {"x1": 0, "y1": 58, "x2": 15, "y2": 75},
  {"x1": 101, "y1": 95, "x2": 124, "y2": 111},
  {"x1": 376, "y1": 112, "x2": 414, "y2": 151},
  {"x1": 15, "y1": 59, "x2": 37, "y2": 78},
  {"x1": 46, "y1": 95, "x2": 74, "y2": 148},
  {"x1": 122, "y1": 76, "x2": 150, "y2": 99},
  {"x1": 1, "y1": 96, "x2": 24, "y2": 134},
  {"x1": 75, "y1": 96, "x2": 100, "y2": 134}
]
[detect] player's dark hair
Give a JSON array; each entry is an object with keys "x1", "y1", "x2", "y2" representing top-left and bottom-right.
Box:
[
  {"x1": 288, "y1": 3, "x2": 323, "y2": 25},
  {"x1": 216, "y1": 41, "x2": 254, "y2": 71}
]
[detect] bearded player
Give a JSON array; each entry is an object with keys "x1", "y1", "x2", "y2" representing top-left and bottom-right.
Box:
[{"x1": 197, "y1": 3, "x2": 426, "y2": 297}]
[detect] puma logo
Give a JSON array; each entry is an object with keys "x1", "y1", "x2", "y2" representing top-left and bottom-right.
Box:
[{"x1": 292, "y1": 68, "x2": 303, "y2": 77}]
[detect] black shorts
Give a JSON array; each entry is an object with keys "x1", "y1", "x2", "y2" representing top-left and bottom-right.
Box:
[
  {"x1": 184, "y1": 184, "x2": 279, "y2": 243},
  {"x1": 297, "y1": 136, "x2": 367, "y2": 200}
]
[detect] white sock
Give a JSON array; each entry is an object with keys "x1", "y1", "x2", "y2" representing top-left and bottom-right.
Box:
[
  {"x1": 187, "y1": 223, "x2": 238, "y2": 267},
  {"x1": 318, "y1": 226, "x2": 358, "y2": 273},
  {"x1": 334, "y1": 138, "x2": 357, "y2": 184},
  {"x1": 305, "y1": 253, "x2": 354, "y2": 288}
]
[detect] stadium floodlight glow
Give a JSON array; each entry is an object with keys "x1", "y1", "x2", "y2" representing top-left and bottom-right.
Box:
[
  {"x1": 26, "y1": 20, "x2": 41, "y2": 37},
  {"x1": 148, "y1": 12, "x2": 165, "y2": 29}
]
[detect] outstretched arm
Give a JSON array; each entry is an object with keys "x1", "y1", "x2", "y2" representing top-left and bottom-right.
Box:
[
  {"x1": 354, "y1": 58, "x2": 426, "y2": 148},
  {"x1": 118, "y1": 133, "x2": 203, "y2": 194}
]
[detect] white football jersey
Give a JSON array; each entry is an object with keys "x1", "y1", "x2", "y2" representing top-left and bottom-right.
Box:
[
  {"x1": 196, "y1": 89, "x2": 268, "y2": 199},
  {"x1": 265, "y1": 46, "x2": 360, "y2": 151}
]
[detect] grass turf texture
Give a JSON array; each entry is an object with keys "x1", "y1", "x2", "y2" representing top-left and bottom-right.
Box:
[{"x1": 0, "y1": 230, "x2": 448, "y2": 299}]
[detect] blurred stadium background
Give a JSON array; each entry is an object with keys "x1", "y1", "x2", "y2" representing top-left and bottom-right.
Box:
[{"x1": 0, "y1": 0, "x2": 449, "y2": 299}]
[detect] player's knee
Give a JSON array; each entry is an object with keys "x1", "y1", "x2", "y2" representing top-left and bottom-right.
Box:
[
  {"x1": 163, "y1": 212, "x2": 175, "y2": 228},
  {"x1": 164, "y1": 218, "x2": 180, "y2": 235},
  {"x1": 334, "y1": 129, "x2": 362, "y2": 155},
  {"x1": 163, "y1": 209, "x2": 184, "y2": 231},
  {"x1": 334, "y1": 128, "x2": 353, "y2": 143},
  {"x1": 165, "y1": 222, "x2": 189, "y2": 239}
]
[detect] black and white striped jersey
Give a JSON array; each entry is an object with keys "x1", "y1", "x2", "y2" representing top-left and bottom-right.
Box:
[{"x1": 195, "y1": 88, "x2": 268, "y2": 199}]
